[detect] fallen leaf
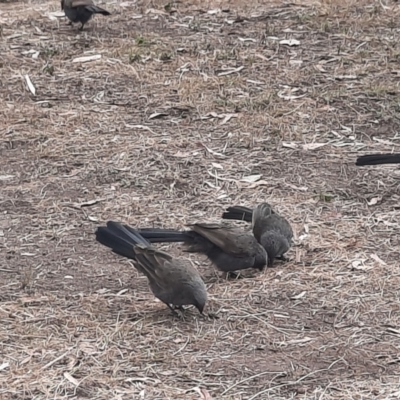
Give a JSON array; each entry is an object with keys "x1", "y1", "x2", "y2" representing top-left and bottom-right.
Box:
[
  {"x1": 302, "y1": 143, "x2": 328, "y2": 150},
  {"x1": 238, "y1": 37, "x2": 257, "y2": 42},
  {"x1": 212, "y1": 162, "x2": 223, "y2": 170},
  {"x1": 248, "y1": 179, "x2": 269, "y2": 188},
  {"x1": 279, "y1": 39, "x2": 300, "y2": 46},
  {"x1": 203, "y1": 145, "x2": 226, "y2": 158},
  {"x1": 240, "y1": 174, "x2": 262, "y2": 183},
  {"x1": 72, "y1": 54, "x2": 101, "y2": 63},
  {"x1": 367, "y1": 197, "x2": 381, "y2": 206},
  {"x1": 200, "y1": 388, "x2": 213, "y2": 400},
  {"x1": 370, "y1": 254, "x2": 387, "y2": 266},
  {"x1": 291, "y1": 291, "x2": 306, "y2": 300},
  {"x1": 149, "y1": 112, "x2": 169, "y2": 120},
  {"x1": 217, "y1": 66, "x2": 244, "y2": 76},
  {"x1": 282, "y1": 142, "x2": 298, "y2": 149},
  {"x1": 64, "y1": 372, "x2": 79, "y2": 386},
  {"x1": 334, "y1": 75, "x2": 357, "y2": 80},
  {"x1": 79, "y1": 342, "x2": 98, "y2": 355},
  {"x1": 219, "y1": 113, "x2": 238, "y2": 125},
  {"x1": 350, "y1": 260, "x2": 371, "y2": 270},
  {"x1": 172, "y1": 151, "x2": 191, "y2": 158},
  {"x1": 73, "y1": 198, "x2": 105, "y2": 208},
  {"x1": 0, "y1": 363, "x2": 9, "y2": 371},
  {"x1": 25, "y1": 75, "x2": 36, "y2": 95}
]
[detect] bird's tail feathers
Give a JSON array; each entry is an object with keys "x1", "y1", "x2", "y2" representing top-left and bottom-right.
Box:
[
  {"x1": 222, "y1": 206, "x2": 253, "y2": 222},
  {"x1": 137, "y1": 228, "x2": 191, "y2": 243},
  {"x1": 95, "y1": 221, "x2": 150, "y2": 259},
  {"x1": 137, "y1": 228, "x2": 211, "y2": 254},
  {"x1": 356, "y1": 154, "x2": 400, "y2": 166},
  {"x1": 86, "y1": 5, "x2": 111, "y2": 15}
]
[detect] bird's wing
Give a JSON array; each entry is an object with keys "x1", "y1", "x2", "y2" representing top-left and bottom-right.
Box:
[
  {"x1": 134, "y1": 244, "x2": 193, "y2": 289},
  {"x1": 191, "y1": 223, "x2": 253, "y2": 256},
  {"x1": 71, "y1": 0, "x2": 94, "y2": 7},
  {"x1": 264, "y1": 215, "x2": 293, "y2": 240}
]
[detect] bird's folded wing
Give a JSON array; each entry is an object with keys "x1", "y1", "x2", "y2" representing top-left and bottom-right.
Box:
[
  {"x1": 71, "y1": 0, "x2": 94, "y2": 7},
  {"x1": 191, "y1": 223, "x2": 252, "y2": 256},
  {"x1": 134, "y1": 245, "x2": 181, "y2": 288},
  {"x1": 265, "y1": 215, "x2": 293, "y2": 239}
]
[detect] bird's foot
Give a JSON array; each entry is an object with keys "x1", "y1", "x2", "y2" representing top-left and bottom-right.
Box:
[{"x1": 167, "y1": 304, "x2": 185, "y2": 319}]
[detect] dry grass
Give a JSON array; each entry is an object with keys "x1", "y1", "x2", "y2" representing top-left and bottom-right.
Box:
[{"x1": 1, "y1": 0, "x2": 400, "y2": 398}]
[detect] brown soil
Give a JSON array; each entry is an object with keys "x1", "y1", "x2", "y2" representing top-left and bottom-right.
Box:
[{"x1": 1, "y1": 0, "x2": 400, "y2": 398}]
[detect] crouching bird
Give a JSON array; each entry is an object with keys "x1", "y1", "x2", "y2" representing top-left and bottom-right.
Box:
[
  {"x1": 61, "y1": 0, "x2": 111, "y2": 30},
  {"x1": 95, "y1": 221, "x2": 207, "y2": 315},
  {"x1": 222, "y1": 203, "x2": 293, "y2": 267},
  {"x1": 356, "y1": 154, "x2": 400, "y2": 166},
  {"x1": 137, "y1": 223, "x2": 268, "y2": 273}
]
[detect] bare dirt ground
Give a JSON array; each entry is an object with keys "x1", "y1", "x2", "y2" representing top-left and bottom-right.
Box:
[{"x1": 1, "y1": 0, "x2": 400, "y2": 398}]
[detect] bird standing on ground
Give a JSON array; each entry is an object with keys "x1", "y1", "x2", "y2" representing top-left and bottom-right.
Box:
[
  {"x1": 137, "y1": 223, "x2": 268, "y2": 273},
  {"x1": 95, "y1": 222, "x2": 207, "y2": 314},
  {"x1": 222, "y1": 203, "x2": 293, "y2": 267},
  {"x1": 61, "y1": 0, "x2": 111, "y2": 30},
  {"x1": 356, "y1": 154, "x2": 400, "y2": 166}
]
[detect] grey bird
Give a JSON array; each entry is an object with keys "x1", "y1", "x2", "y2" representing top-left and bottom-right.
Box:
[
  {"x1": 222, "y1": 203, "x2": 293, "y2": 267},
  {"x1": 61, "y1": 0, "x2": 111, "y2": 30},
  {"x1": 356, "y1": 154, "x2": 400, "y2": 166},
  {"x1": 137, "y1": 223, "x2": 268, "y2": 273},
  {"x1": 95, "y1": 221, "x2": 207, "y2": 314}
]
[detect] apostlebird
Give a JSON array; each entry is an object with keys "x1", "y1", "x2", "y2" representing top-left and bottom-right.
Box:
[
  {"x1": 95, "y1": 221, "x2": 207, "y2": 314},
  {"x1": 222, "y1": 203, "x2": 293, "y2": 267},
  {"x1": 356, "y1": 154, "x2": 400, "y2": 166},
  {"x1": 61, "y1": 0, "x2": 111, "y2": 30},
  {"x1": 136, "y1": 223, "x2": 268, "y2": 273}
]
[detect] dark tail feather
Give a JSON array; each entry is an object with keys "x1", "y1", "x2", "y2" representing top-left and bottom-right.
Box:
[
  {"x1": 356, "y1": 154, "x2": 400, "y2": 166},
  {"x1": 137, "y1": 228, "x2": 191, "y2": 244},
  {"x1": 222, "y1": 206, "x2": 253, "y2": 222},
  {"x1": 86, "y1": 5, "x2": 111, "y2": 15},
  {"x1": 95, "y1": 221, "x2": 150, "y2": 260}
]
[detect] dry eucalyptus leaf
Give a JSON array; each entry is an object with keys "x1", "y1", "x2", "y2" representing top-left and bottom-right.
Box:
[
  {"x1": 25, "y1": 75, "x2": 36, "y2": 95},
  {"x1": 72, "y1": 54, "x2": 101, "y2": 63},
  {"x1": 279, "y1": 39, "x2": 300, "y2": 46},
  {"x1": 367, "y1": 197, "x2": 381, "y2": 206},
  {"x1": 291, "y1": 291, "x2": 306, "y2": 300},
  {"x1": 370, "y1": 254, "x2": 387, "y2": 266},
  {"x1": 240, "y1": 174, "x2": 262, "y2": 183},
  {"x1": 302, "y1": 143, "x2": 329, "y2": 150}
]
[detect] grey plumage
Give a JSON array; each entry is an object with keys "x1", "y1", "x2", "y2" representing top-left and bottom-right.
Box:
[
  {"x1": 61, "y1": 0, "x2": 111, "y2": 30},
  {"x1": 222, "y1": 203, "x2": 293, "y2": 267},
  {"x1": 137, "y1": 223, "x2": 268, "y2": 273},
  {"x1": 95, "y1": 221, "x2": 207, "y2": 314}
]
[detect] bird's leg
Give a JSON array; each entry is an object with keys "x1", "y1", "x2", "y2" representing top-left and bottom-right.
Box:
[
  {"x1": 167, "y1": 303, "x2": 178, "y2": 314},
  {"x1": 166, "y1": 304, "x2": 184, "y2": 318},
  {"x1": 225, "y1": 271, "x2": 242, "y2": 279},
  {"x1": 276, "y1": 255, "x2": 288, "y2": 262},
  {"x1": 79, "y1": 23, "x2": 85, "y2": 31}
]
